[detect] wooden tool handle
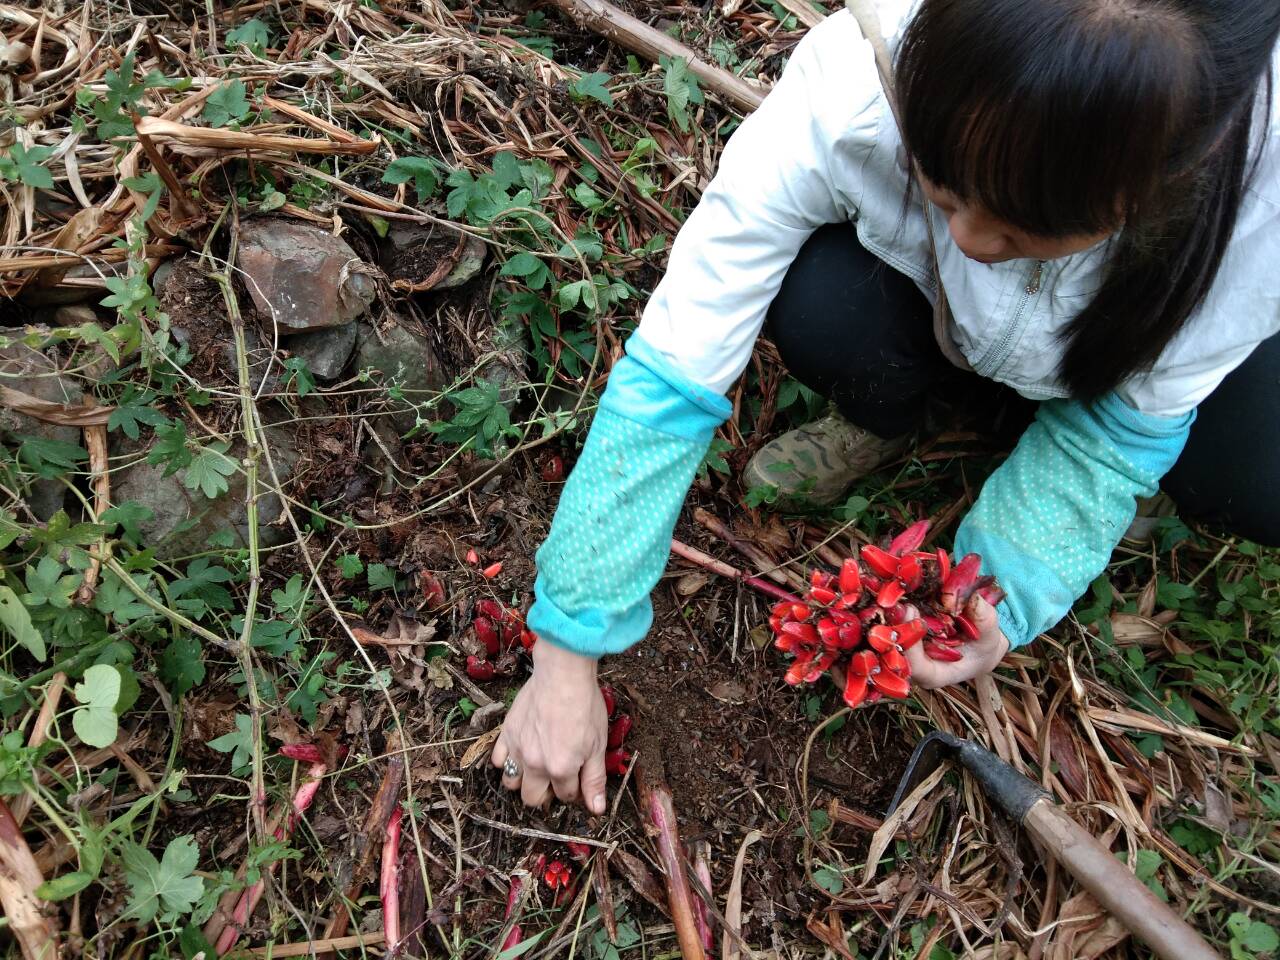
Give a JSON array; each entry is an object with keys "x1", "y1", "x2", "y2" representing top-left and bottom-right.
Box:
[{"x1": 1022, "y1": 799, "x2": 1222, "y2": 960}]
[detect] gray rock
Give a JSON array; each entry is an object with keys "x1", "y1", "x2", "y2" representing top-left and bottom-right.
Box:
[
  {"x1": 354, "y1": 322, "x2": 448, "y2": 432},
  {"x1": 0, "y1": 343, "x2": 82, "y2": 520},
  {"x1": 238, "y1": 219, "x2": 377, "y2": 332},
  {"x1": 111, "y1": 425, "x2": 300, "y2": 559},
  {"x1": 282, "y1": 322, "x2": 358, "y2": 381},
  {"x1": 52, "y1": 305, "x2": 98, "y2": 327}
]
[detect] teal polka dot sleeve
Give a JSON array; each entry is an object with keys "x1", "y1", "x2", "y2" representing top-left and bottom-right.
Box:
[
  {"x1": 955, "y1": 393, "x2": 1194, "y2": 648},
  {"x1": 526, "y1": 335, "x2": 732, "y2": 657}
]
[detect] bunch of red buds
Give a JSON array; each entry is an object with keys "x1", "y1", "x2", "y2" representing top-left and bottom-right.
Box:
[
  {"x1": 465, "y1": 598, "x2": 537, "y2": 681},
  {"x1": 768, "y1": 521, "x2": 1004, "y2": 708},
  {"x1": 599, "y1": 685, "x2": 633, "y2": 777}
]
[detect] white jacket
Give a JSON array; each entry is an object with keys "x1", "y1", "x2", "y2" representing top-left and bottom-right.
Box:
[{"x1": 637, "y1": 3, "x2": 1280, "y2": 418}]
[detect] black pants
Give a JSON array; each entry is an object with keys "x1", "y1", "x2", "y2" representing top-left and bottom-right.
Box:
[{"x1": 766, "y1": 224, "x2": 1280, "y2": 545}]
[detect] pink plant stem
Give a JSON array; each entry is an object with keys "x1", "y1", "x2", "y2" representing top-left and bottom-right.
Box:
[
  {"x1": 381, "y1": 806, "x2": 403, "y2": 954},
  {"x1": 501, "y1": 874, "x2": 525, "y2": 951},
  {"x1": 670, "y1": 539, "x2": 801, "y2": 604},
  {"x1": 689, "y1": 841, "x2": 714, "y2": 954},
  {"x1": 636, "y1": 760, "x2": 706, "y2": 960},
  {"x1": 215, "y1": 761, "x2": 327, "y2": 955}
]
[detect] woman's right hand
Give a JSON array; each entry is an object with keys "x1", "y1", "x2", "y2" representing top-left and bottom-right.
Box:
[{"x1": 491, "y1": 639, "x2": 610, "y2": 814}]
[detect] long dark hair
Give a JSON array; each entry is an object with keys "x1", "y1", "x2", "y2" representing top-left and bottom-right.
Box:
[{"x1": 895, "y1": 0, "x2": 1280, "y2": 399}]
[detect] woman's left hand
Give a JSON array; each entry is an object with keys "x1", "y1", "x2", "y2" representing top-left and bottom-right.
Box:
[{"x1": 905, "y1": 595, "x2": 1010, "y2": 688}]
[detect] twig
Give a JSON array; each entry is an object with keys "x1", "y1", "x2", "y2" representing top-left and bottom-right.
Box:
[
  {"x1": 10, "y1": 672, "x2": 66, "y2": 826},
  {"x1": 545, "y1": 0, "x2": 765, "y2": 114},
  {"x1": 74, "y1": 421, "x2": 109, "y2": 606},
  {"x1": 381, "y1": 805, "x2": 404, "y2": 954}
]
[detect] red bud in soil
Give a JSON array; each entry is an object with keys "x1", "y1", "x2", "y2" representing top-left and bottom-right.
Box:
[
  {"x1": 465, "y1": 656, "x2": 495, "y2": 681},
  {"x1": 888, "y1": 519, "x2": 930, "y2": 556},
  {"x1": 836, "y1": 622, "x2": 862, "y2": 648},
  {"x1": 565, "y1": 841, "x2": 592, "y2": 862},
  {"x1": 476, "y1": 599, "x2": 504, "y2": 620},
  {"x1": 599, "y1": 685, "x2": 617, "y2": 718},
  {"x1": 543, "y1": 859, "x2": 573, "y2": 890},
  {"x1": 520, "y1": 628, "x2": 537, "y2": 651},
  {"x1": 279, "y1": 743, "x2": 326, "y2": 763},
  {"x1": 541, "y1": 454, "x2": 565, "y2": 483},
  {"x1": 860, "y1": 544, "x2": 900, "y2": 579},
  {"x1": 481, "y1": 561, "x2": 503, "y2": 579},
  {"x1": 817, "y1": 618, "x2": 838, "y2": 646},
  {"x1": 607, "y1": 713, "x2": 633, "y2": 749},
  {"x1": 771, "y1": 600, "x2": 794, "y2": 619},
  {"x1": 420, "y1": 572, "x2": 446, "y2": 608},
  {"x1": 839, "y1": 557, "x2": 862, "y2": 596},
  {"x1": 465, "y1": 548, "x2": 479, "y2": 565},
  {"x1": 604, "y1": 748, "x2": 632, "y2": 776},
  {"x1": 790, "y1": 602, "x2": 812, "y2": 621},
  {"x1": 843, "y1": 672, "x2": 869, "y2": 709},
  {"x1": 924, "y1": 641, "x2": 964, "y2": 662},
  {"x1": 474, "y1": 617, "x2": 500, "y2": 656}
]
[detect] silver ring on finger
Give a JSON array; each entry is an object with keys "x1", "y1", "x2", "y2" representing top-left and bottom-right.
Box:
[{"x1": 503, "y1": 757, "x2": 520, "y2": 779}]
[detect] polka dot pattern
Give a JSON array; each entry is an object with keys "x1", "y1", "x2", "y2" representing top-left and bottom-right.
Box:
[
  {"x1": 532, "y1": 406, "x2": 708, "y2": 640},
  {"x1": 955, "y1": 397, "x2": 1191, "y2": 649}
]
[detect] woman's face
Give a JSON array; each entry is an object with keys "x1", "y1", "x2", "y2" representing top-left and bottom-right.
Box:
[{"x1": 920, "y1": 178, "x2": 1113, "y2": 264}]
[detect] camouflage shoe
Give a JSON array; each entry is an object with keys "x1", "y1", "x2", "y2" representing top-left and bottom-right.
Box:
[{"x1": 744, "y1": 411, "x2": 909, "y2": 509}]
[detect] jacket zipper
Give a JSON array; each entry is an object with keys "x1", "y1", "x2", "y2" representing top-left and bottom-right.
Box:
[{"x1": 984, "y1": 259, "x2": 1047, "y2": 376}]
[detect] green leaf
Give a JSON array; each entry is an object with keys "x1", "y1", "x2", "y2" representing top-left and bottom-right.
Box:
[
  {"x1": 812, "y1": 865, "x2": 843, "y2": 894},
  {"x1": 0, "y1": 143, "x2": 56, "y2": 189},
  {"x1": 383, "y1": 155, "x2": 441, "y2": 201},
  {"x1": 93, "y1": 573, "x2": 156, "y2": 624},
  {"x1": 491, "y1": 151, "x2": 522, "y2": 188},
  {"x1": 17, "y1": 435, "x2": 87, "y2": 478},
  {"x1": 496, "y1": 931, "x2": 547, "y2": 960},
  {"x1": 336, "y1": 553, "x2": 364, "y2": 578},
  {"x1": 501, "y1": 252, "x2": 544, "y2": 278},
  {"x1": 282, "y1": 357, "x2": 316, "y2": 398},
  {"x1": 184, "y1": 442, "x2": 237, "y2": 499},
  {"x1": 1230, "y1": 914, "x2": 1280, "y2": 956},
  {"x1": 249, "y1": 619, "x2": 301, "y2": 656},
  {"x1": 122, "y1": 835, "x2": 205, "y2": 923},
  {"x1": 226, "y1": 18, "x2": 271, "y2": 54},
  {"x1": 569, "y1": 71, "x2": 614, "y2": 107},
  {"x1": 207, "y1": 713, "x2": 255, "y2": 772},
  {"x1": 367, "y1": 563, "x2": 398, "y2": 591},
  {"x1": 202, "y1": 79, "x2": 250, "y2": 128},
  {"x1": 148, "y1": 421, "x2": 193, "y2": 475},
  {"x1": 108, "y1": 398, "x2": 169, "y2": 440},
  {"x1": 23, "y1": 556, "x2": 78, "y2": 610},
  {"x1": 159, "y1": 635, "x2": 205, "y2": 695},
  {"x1": 270, "y1": 574, "x2": 308, "y2": 617},
  {"x1": 101, "y1": 501, "x2": 154, "y2": 546},
  {"x1": 72, "y1": 664, "x2": 122, "y2": 748},
  {"x1": 0, "y1": 586, "x2": 46, "y2": 661}
]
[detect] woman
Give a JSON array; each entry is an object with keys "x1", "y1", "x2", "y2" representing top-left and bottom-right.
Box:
[{"x1": 492, "y1": 0, "x2": 1280, "y2": 813}]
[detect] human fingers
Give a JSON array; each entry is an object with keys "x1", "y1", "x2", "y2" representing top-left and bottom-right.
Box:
[
  {"x1": 579, "y1": 747, "x2": 608, "y2": 816},
  {"x1": 521, "y1": 769, "x2": 553, "y2": 808},
  {"x1": 550, "y1": 762, "x2": 582, "y2": 806},
  {"x1": 492, "y1": 732, "x2": 524, "y2": 792}
]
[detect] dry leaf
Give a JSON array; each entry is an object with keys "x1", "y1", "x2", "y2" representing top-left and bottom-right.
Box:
[
  {"x1": 676, "y1": 571, "x2": 711, "y2": 596},
  {"x1": 723, "y1": 829, "x2": 762, "y2": 960},
  {"x1": 0, "y1": 386, "x2": 114, "y2": 426},
  {"x1": 425, "y1": 660, "x2": 452, "y2": 690},
  {"x1": 862, "y1": 765, "x2": 945, "y2": 886},
  {"x1": 707, "y1": 680, "x2": 747, "y2": 704},
  {"x1": 459, "y1": 727, "x2": 500, "y2": 769}
]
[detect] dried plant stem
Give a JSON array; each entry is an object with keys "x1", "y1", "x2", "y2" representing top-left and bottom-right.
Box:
[{"x1": 0, "y1": 798, "x2": 60, "y2": 960}]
